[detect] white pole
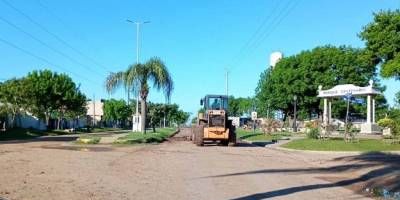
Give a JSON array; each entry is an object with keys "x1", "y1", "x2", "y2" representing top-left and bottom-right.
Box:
[
  {"x1": 367, "y1": 95, "x2": 371, "y2": 123},
  {"x1": 225, "y1": 69, "x2": 228, "y2": 96},
  {"x1": 372, "y1": 97, "x2": 376, "y2": 123},
  {"x1": 323, "y1": 98, "x2": 328, "y2": 126},
  {"x1": 93, "y1": 94, "x2": 95, "y2": 127},
  {"x1": 135, "y1": 22, "x2": 140, "y2": 132}
]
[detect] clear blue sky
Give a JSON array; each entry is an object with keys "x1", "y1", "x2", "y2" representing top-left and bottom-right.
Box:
[{"x1": 0, "y1": 0, "x2": 399, "y2": 116}]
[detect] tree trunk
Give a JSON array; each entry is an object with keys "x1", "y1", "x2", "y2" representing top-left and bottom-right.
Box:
[
  {"x1": 140, "y1": 99, "x2": 146, "y2": 134},
  {"x1": 57, "y1": 117, "x2": 61, "y2": 130}
]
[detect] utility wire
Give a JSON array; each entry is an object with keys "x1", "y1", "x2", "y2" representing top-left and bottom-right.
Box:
[
  {"x1": 0, "y1": 36, "x2": 99, "y2": 84},
  {"x1": 227, "y1": 0, "x2": 283, "y2": 68},
  {"x1": 0, "y1": 15, "x2": 105, "y2": 78},
  {"x1": 1, "y1": 0, "x2": 111, "y2": 74},
  {"x1": 248, "y1": 0, "x2": 299, "y2": 53},
  {"x1": 35, "y1": 0, "x2": 112, "y2": 73},
  {"x1": 228, "y1": 0, "x2": 299, "y2": 72}
]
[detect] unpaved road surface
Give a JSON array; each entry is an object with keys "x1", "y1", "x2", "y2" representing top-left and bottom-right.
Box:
[{"x1": 0, "y1": 129, "x2": 380, "y2": 200}]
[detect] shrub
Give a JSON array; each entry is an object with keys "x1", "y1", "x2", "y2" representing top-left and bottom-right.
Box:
[
  {"x1": 307, "y1": 128, "x2": 320, "y2": 139},
  {"x1": 378, "y1": 118, "x2": 398, "y2": 136},
  {"x1": 76, "y1": 136, "x2": 101, "y2": 144}
]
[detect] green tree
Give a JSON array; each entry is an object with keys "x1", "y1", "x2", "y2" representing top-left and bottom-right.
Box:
[
  {"x1": 228, "y1": 96, "x2": 253, "y2": 117},
  {"x1": 105, "y1": 57, "x2": 174, "y2": 133},
  {"x1": 23, "y1": 70, "x2": 87, "y2": 129},
  {"x1": 256, "y1": 45, "x2": 386, "y2": 121},
  {"x1": 0, "y1": 78, "x2": 26, "y2": 128},
  {"x1": 360, "y1": 10, "x2": 400, "y2": 80},
  {"x1": 103, "y1": 99, "x2": 130, "y2": 128}
]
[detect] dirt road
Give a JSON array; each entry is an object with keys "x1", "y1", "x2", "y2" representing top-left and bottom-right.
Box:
[{"x1": 0, "y1": 129, "x2": 374, "y2": 200}]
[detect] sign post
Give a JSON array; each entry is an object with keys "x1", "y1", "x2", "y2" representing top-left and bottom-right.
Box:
[
  {"x1": 345, "y1": 93, "x2": 352, "y2": 140},
  {"x1": 251, "y1": 111, "x2": 257, "y2": 134}
]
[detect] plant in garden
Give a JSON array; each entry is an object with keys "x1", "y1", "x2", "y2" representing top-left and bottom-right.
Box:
[
  {"x1": 307, "y1": 127, "x2": 320, "y2": 139},
  {"x1": 378, "y1": 118, "x2": 398, "y2": 137}
]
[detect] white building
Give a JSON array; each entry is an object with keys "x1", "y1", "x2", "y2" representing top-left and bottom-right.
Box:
[{"x1": 86, "y1": 100, "x2": 104, "y2": 126}]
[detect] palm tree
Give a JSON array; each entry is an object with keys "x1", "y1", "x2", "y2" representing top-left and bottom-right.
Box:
[{"x1": 105, "y1": 57, "x2": 173, "y2": 133}]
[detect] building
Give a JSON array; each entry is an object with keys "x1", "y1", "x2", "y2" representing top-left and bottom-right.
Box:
[{"x1": 86, "y1": 100, "x2": 104, "y2": 126}]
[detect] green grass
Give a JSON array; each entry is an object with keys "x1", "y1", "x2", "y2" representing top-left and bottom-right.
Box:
[
  {"x1": 76, "y1": 135, "x2": 101, "y2": 144},
  {"x1": 236, "y1": 128, "x2": 292, "y2": 141},
  {"x1": 114, "y1": 128, "x2": 177, "y2": 144},
  {"x1": 90, "y1": 127, "x2": 123, "y2": 133},
  {"x1": 282, "y1": 138, "x2": 400, "y2": 152}
]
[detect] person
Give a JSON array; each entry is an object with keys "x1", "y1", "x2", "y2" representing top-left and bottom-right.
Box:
[{"x1": 211, "y1": 99, "x2": 220, "y2": 110}]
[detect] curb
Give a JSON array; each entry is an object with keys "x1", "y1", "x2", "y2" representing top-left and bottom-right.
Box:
[{"x1": 275, "y1": 146, "x2": 400, "y2": 155}]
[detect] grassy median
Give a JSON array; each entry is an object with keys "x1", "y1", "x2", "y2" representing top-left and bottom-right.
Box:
[
  {"x1": 114, "y1": 128, "x2": 177, "y2": 144},
  {"x1": 282, "y1": 138, "x2": 400, "y2": 152},
  {"x1": 236, "y1": 128, "x2": 292, "y2": 141}
]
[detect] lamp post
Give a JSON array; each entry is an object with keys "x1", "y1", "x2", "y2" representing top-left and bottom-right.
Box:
[
  {"x1": 126, "y1": 19, "x2": 150, "y2": 131},
  {"x1": 293, "y1": 95, "x2": 297, "y2": 132}
]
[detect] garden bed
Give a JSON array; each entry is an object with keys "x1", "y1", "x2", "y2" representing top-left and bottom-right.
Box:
[{"x1": 114, "y1": 128, "x2": 177, "y2": 144}]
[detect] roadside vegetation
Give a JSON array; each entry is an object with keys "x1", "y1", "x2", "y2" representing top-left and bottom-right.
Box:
[
  {"x1": 236, "y1": 128, "x2": 292, "y2": 142},
  {"x1": 76, "y1": 135, "x2": 101, "y2": 144},
  {"x1": 114, "y1": 128, "x2": 177, "y2": 144},
  {"x1": 282, "y1": 138, "x2": 400, "y2": 152},
  {"x1": 0, "y1": 70, "x2": 86, "y2": 130}
]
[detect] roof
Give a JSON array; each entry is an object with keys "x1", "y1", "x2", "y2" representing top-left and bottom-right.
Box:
[{"x1": 317, "y1": 81, "x2": 380, "y2": 98}]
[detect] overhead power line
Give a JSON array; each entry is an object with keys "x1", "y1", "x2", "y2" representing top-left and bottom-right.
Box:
[
  {"x1": 1, "y1": 0, "x2": 111, "y2": 73},
  {"x1": 0, "y1": 36, "x2": 99, "y2": 84},
  {"x1": 0, "y1": 15, "x2": 105, "y2": 78},
  {"x1": 228, "y1": 0, "x2": 299, "y2": 72},
  {"x1": 228, "y1": 0, "x2": 283, "y2": 68}
]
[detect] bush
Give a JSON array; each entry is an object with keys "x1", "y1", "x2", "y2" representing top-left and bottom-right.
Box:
[
  {"x1": 76, "y1": 136, "x2": 101, "y2": 144},
  {"x1": 378, "y1": 118, "x2": 398, "y2": 136},
  {"x1": 307, "y1": 128, "x2": 320, "y2": 139}
]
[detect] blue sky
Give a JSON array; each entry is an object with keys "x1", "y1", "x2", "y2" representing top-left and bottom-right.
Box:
[{"x1": 0, "y1": 0, "x2": 399, "y2": 116}]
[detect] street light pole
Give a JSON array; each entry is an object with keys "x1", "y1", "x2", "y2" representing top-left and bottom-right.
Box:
[
  {"x1": 293, "y1": 95, "x2": 297, "y2": 132},
  {"x1": 127, "y1": 20, "x2": 150, "y2": 131}
]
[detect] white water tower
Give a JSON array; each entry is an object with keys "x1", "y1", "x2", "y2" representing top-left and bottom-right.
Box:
[{"x1": 269, "y1": 51, "x2": 283, "y2": 68}]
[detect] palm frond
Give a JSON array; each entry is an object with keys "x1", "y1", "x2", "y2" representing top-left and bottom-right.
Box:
[
  {"x1": 146, "y1": 57, "x2": 174, "y2": 101},
  {"x1": 105, "y1": 71, "x2": 125, "y2": 94}
]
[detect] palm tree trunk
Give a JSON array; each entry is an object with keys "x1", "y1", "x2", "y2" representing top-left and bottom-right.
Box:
[{"x1": 141, "y1": 99, "x2": 146, "y2": 134}]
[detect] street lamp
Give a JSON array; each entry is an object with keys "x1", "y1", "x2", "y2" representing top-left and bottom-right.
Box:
[
  {"x1": 293, "y1": 95, "x2": 297, "y2": 132},
  {"x1": 126, "y1": 19, "x2": 150, "y2": 131}
]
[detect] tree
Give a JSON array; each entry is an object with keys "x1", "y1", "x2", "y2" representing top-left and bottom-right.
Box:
[
  {"x1": 256, "y1": 45, "x2": 386, "y2": 121},
  {"x1": 147, "y1": 102, "x2": 165, "y2": 132},
  {"x1": 0, "y1": 78, "x2": 27, "y2": 128},
  {"x1": 359, "y1": 10, "x2": 400, "y2": 80},
  {"x1": 103, "y1": 99, "x2": 130, "y2": 128},
  {"x1": 228, "y1": 96, "x2": 253, "y2": 117},
  {"x1": 147, "y1": 102, "x2": 189, "y2": 132},
  {"x1": 395, "y1": 91, "x2": 400, "y2": 108},
  {"x1": 105, "y1": 57, "x2": 174, "y2": 133},
  {"x1": 23, "y1": 70, "x2": 87, "y2": 129}
]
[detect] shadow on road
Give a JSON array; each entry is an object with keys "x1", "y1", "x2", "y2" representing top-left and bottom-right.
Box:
[
  {"x1": 0, "y1": 135, "x2": 80, "y2": 144},
  {"x1": 204, "y1": 152, "x2": 400, "y2": 199}
]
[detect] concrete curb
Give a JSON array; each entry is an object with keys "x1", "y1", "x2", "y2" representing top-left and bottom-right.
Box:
[{"x1": 275, "y1": 145, "x2": 400, "y2": 155}]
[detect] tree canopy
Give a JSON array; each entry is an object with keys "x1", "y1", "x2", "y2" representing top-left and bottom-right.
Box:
[
  {"x1": 255, "y1": 45, "x2": 387, "y2": 120},
  {"x1": 228, "y1": 96, "x2": 253, "y2": 117},
  {"x1": 0, "y1": 70, "x2": 87, "y2": 129},
  {"x1": 360, "y1": 10, "x2": 400, "y2": 80},
  {"x1": 103, "y1": 99, "x2": 131, "y2": 128}
]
